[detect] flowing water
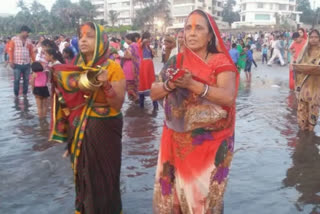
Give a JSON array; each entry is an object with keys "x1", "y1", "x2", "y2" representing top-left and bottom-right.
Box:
[{"x1": 0, "y1": 60, "x2": 320, "y2": 214}]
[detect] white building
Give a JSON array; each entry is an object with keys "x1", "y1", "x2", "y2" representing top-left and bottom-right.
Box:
[
  {"x1": 234, "y1": 0, "x2": 302, "y2": 27},
  {"x1": 170, "y1": 0, "x2": 213, "y2": 29},
  {"x1": 91, "y1": 0, "x2": 225, "y2": 28},
  {"x1": 91, "y1": 0, "x2": 107, "y2": 21},
  {"x1": 311, "y1": 0, "x2": 320, "y2": 10}
]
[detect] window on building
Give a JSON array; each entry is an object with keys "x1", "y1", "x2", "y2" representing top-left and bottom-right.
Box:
[
  {"x1": 217, "y1": 11, "x2": 222, "y2": 16},
  {"x1": 242, "y1": 15, "x2": 246, "y2": 21},
  {"x1": 122, "y1": 2, "x2": 130, "y2": 7},
  {"x1": 279, "y1": 4, "x2": 287, "y2": 10},
  {"x1": 257, "y1": 3, "x2": 264, "y2": 9},
  {"x1": 174, "y1": 17, "x2": 187, "y2": 24},
  {"x1": 173, "y1": 6, "x2": 194, "y2": 16},
  {"x1": 243, "y1": 3, "x2": 246, "y2": 10},
  {"x1": 217, "y1": 2, "x2": 222, "y2": 7},
  {"x1": 120, "y1": 11, "x2": 130, "y2": 17},
  {"x1": 173, "y1": 0, "x2": 194, "y2": 4},
  {"x1": 255, "y1": 14, "x2": 271, "y2": 20},
  {"x1": 289, "y1": 5, "x2": 294, "y2": 11}
]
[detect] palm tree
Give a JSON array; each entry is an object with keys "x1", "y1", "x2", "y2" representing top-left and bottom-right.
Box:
[{"x1": 109, "y1": 10, "x2": 119, "y2": 27}]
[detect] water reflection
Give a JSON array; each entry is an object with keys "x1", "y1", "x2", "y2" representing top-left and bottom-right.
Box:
[
  {"x1": 283, "y1": 131, "x2": 320, "y2": 212},
  {"x1": 14, "y1": 96, "x2": 31, "y2": 116}
]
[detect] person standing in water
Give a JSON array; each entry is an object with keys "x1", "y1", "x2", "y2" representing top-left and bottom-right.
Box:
[
  {"x1": 8, "y1": 25, "x2": 35, "y2": 98},
  {"x1": 151, "y1": 9, "x2": 238, "y2": 213},
  {"x1": 138, "y1": 32, "x2": 158, "y2": 110}
]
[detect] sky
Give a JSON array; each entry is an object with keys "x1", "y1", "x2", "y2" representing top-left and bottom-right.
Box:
[{"x1": 0, "y1": 0, "x2": 79, "y2": 15}]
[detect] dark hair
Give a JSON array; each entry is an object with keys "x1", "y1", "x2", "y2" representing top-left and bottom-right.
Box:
[
  {"x1": 309, "y1": 29, "x2": 320, "y2": 37},
  {"x1": 232, "y1": 43, "x2": 237, "y2": 48},
  {"x1": 246, "y1": 44, "x2": 251, "y2": 49},
  {"x1": 142, "y1": 32, "x2": 151, "y2": 40},
  {"x1": 78, "y1": 22, "x2": 95, "y2": 37},
  {"x1": 189, "y1": 10, "x2": 219, "y2": 54},
  {"x1": 298, "y1": 28, "x2": 305, "y2": 33},
  {"x1": 20, "y1": 25, "x2": 31, "y2": 33},
  {"x1": 41, "y1": 39, "x2": 58, "y2": 50},
  {"x1": 132, "y1": 32, "x2": 140, "y2": 41},
  {"x1": 292, "y1": 32, "x2": 300, "y2": 39},
  {"x1": 31, "y1": 62, "x2": 44, "y2": 72},
  {"x1": 63, "y1": 47, "x2": 74, "y2": 59},
  {"x1": 42, "y1": 39, "x2": 65, "y2": 64},
  {"x1": 111, "y1": 37, "x2": 117, "y2": 43},
  {"x1": 45, "y1": 48, "x2": 65, "y2": 64},
  {"x1": 125, "y1": 33, "x2": 136, "y2": 42}
]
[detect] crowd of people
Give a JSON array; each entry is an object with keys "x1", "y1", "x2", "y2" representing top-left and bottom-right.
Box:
[{"x1": 1, "y1": 8, "x2": 320, "y2": 214}]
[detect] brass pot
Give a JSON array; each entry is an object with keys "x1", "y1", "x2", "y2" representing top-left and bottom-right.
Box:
[{"x1": 78, "y1": 69, "x2": 104, "y2": 91}]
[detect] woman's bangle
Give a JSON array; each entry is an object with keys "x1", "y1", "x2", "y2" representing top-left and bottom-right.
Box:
[
  {"x1": 103, "y1": 81, "x2": 116, "y2": 98},
  {"x1": 163, "y1": 80, "x2": 174, "y2": 92},
  {"x1": 200, "y1": 84, "x2": 209, "y2": 98}
]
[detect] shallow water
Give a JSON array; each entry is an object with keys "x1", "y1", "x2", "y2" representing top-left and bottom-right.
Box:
[{"x1": 0, "y1": 61, "x2": 319, "y2": 214}]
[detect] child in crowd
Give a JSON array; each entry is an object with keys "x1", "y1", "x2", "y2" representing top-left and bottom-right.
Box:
[
  {"x1": 229, "y1": 43, "x2": 239, "y2": 65},
  {"x1": 31, "y1": 62, "x2": 50, "y2": 128},
  {"x1": 43, "y1": 40, "x2": 65, "y2": 67},
  {"x1": 244, "y1": 44, "x2": 253, "y2": 82},
  {"x1": 63, "y1": 47, "x2": 75, "y2": 64},
  {"x1": 262, "y1": 44, "x2": 268, "y2": 64}
]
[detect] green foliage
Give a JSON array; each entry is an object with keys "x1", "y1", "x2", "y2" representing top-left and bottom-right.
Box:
[
  {"x1": 222, "y1": 0, "x2": 240, "y2": 27},
  {"x1": 296, "y1": 0, "x2": 314, "y2": 24},
  {"x1": 105, "y1": 25, "x2": 132, "y2": 33},
  {"x1": 0, "y1": 0, "x2": 96, "y2": 36}
]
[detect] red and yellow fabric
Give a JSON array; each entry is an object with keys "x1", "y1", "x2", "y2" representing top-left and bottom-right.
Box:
[
  {"x1": 49, "y1": 22, "x2": 125, "y2": 214},
  {"x1": 49, "y1": 23, "x2": 125, "y2": 173}
]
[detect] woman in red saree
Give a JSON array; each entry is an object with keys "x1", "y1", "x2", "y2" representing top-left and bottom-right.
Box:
[
  {"x1": 138, "y1": 32, "x2": 158, "y2": 109},
  {"x1": 151, "y1": 10, "x2": 238, "y2": 213},
  {"x1": 49, "y1": 22, "x2": 126, "y2": 214}
]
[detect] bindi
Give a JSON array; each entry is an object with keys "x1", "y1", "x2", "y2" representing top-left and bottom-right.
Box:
[
  {"x1": 81, "y1": 25, "x2": 91, "y2": 37},
  {"x1": 191, "y1": 15, "x2": 197, "y2": 33}
]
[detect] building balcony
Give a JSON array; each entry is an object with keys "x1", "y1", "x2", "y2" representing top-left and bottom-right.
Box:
[
  {"x1": 239, "y1": 0, "x2": 296, "y2": 4},
  {"x1": 239, "y1": 9, "x2": 301, "y2": 14}
]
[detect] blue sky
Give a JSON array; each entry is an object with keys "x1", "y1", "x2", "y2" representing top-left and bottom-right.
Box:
[{"x1": 0, "y1": 0, "x2": 79, "y2": 15}]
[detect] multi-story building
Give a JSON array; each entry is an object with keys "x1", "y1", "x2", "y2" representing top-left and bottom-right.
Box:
[
  {"x1": 212, "y1": 0, "x2": 224, "y2": 22},
  {"x1": 90, "y1": 0, "x2": 225, "y2": 28},
  {"x1": 91, "y1": 0, "x2": 107, "y2": 21},
  {"x1": 170, "y1": 0, "x2": 215, "y2": 29},
  {"x1": 234, "y1": 0, "x2": 302, "y2": 27}
]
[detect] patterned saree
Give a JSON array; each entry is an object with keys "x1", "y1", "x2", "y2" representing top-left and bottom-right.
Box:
[
  {"x1": 49, "y1": 23, "x2": 125, "y2": 214},
  {"x1": 153, "y1": 10, "x2": 239, "y2": 214}
]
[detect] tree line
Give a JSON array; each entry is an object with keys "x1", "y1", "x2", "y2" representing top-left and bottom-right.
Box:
[
  {"x1": 0, "y1": 0, "x2": 97, "y2": 36},
  {"x1": 0, "y1": 0, "x2": 172, "y2": 36}
]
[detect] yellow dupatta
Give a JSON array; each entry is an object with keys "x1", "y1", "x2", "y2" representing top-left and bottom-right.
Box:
[{"x1": 49, "y1": 23, "x2": 125, "y2": 175}]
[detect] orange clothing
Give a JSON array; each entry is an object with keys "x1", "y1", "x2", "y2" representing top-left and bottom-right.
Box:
[
  {"x1": 5, "y1": 40, "x2": 11, "y2": 53},
  {"x1": 290, "y1": 39, "x2": 306, "y2": 62},
  {"x1": 8, "y1": 36, "x2": 35, "y2": 64}
]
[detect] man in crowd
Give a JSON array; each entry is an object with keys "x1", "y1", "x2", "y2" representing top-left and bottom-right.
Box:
[{"x1": 9, "y1": 25, "x2": 35, "y2": 98}]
